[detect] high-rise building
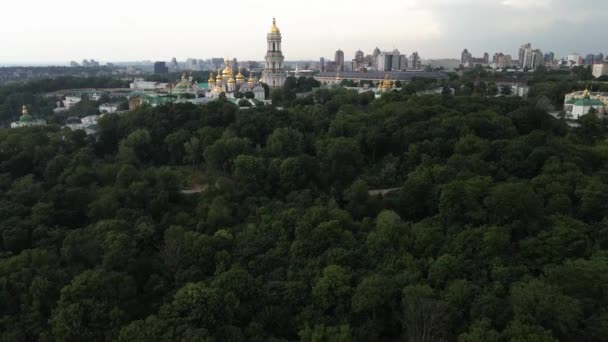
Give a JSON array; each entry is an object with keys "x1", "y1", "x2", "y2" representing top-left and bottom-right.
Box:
[
  {"x1": 376, "y1": 49, "x2": 407, "y2": 71},
  {"x1": 399, "y1": 55, "x2": 408, "y2": 70},
  {"x1": 585, "y1": 54, "x2": 595, "y2": 65},
  {"x1": 334, "y1": 49, "x2": 345, "y2": 71},
  {"x1": 154, "y1": 61, "x2": 168, "y2": 74},
  {"x1": 170, "y1": 57, "x2": 179, "y2": 71},
  {"x1": 568, "y1": 54, "x2": 583, "y2": 66},
  {"x1": 461, "y1": 49, "x2": 473, "y2": 65},
  {"x1": 544, "y1": 52, "x2": 555, "y2": 64},
  {"x1": 353, "y1": 50, "x2": 364, "y2": 70},
  {"x1": 498, "y1": 55, "x2": 513, "y2": 69},
  {"x1": 372, "y1": 47, "x2": 381, "y2": 69},
  {"x1": 319, "y1": 57, "x2": 325, "y2": 71},
  {"x1": 262, "y1": 18, "x2": 286, "y2": 88},
  {"x1": 483, "y1": 52, "x2": 489, "y2": 64},
  {"x1": 596, "y1": 53, "x2": 605, "y2": 64},
  {"x1": 523, "y1": 48, "x2": 543, "y2": 70},
  {"x1": 492, "y1": 53, "x2": 504, "y2": 65},
  {"x1": 410, "y1": 52, "x2": 421, "y2": 70},
  {"x1": 519, "y1": 43, "x2": 531, "y2": 68},
  {"x1": 593, "y1": 63, "x2": 608, "y2": 78}
]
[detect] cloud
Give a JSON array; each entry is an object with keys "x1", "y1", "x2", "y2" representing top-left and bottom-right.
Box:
[{"x1": 501, "y1": 0, "x2": 552, "y2": 9}]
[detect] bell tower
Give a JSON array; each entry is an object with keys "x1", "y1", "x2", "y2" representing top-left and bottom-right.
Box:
[{"x1": 262, "y1": 18, "x2": 286, "y2": 88}]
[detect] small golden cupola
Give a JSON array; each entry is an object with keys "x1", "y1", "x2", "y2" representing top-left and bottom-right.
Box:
[
  {"x1": 583, "y1": 88, "x2": 590, "y2": 99},
  {"x1": 22, "y1": 105, "x2": 29, "y2": 115},
  {"x1": 236, "y1": 67, "x2": 245, "y2": 82},
  {"x1": 223, "y1": 60, "x2": 233, "y2": 77},
  {"x1": 270, "y1": 17, "x2": 280, "y2": 34},
  {"x1": 208, "y1": 72, "x2": 216, "y2": 84},
  {"x1": 216, "y1": 69, "x2": 223, "y2": 81},
  {"x1": 248, "y1": 73, "x2": 256, "y2": 84}
]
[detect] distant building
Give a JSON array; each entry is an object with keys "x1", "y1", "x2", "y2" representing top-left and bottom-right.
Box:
[
  {"x1": 595, "y1": 53, "x2": 605, "y2": 64},
  {"x1": 544, "y1": 52, "x2": 555, "y2": 64},
  {"x1": 353, "y1": 50, "x2": 365, "y2": 70},
  {"x1": 130, "y1": 78, "x2": 169, "y2": 90},
  {"x1": 99, "y1": 103, "x2": 120, "y2": 113},
  {"x1": 518, "y1": 43, "x2": 531, "y2": 68},
  {"x1": 169, "y1": 57, "x2": 179, "y2": 71},
  {"x1": 334, "y1": 49, "x2": 345, "y2": 71},
  {"x1": 377, "y1": 49, "x2": 407, "y2": 71},
  {"x1": 409, "y1": 52, "x2": 422, "y2": 70},
  {"x1": 10, "y1": 105, "x2": 46, "y2": 128},
  {"x1": 523, "y1": 48, "x2": 543, "y2": 70},
  {"x1": 325, "y1": 61, "x2": 338, "y2": 72},
  {"x1": 461, "y1": 49, "x2": 472, "y2": 65},
  {"x1": 567, "y1": 54, "x2": 583, "y2": 66},
  {"x1": 372, "y1": 47, "x2": 381, "y2": 69},
  {"x1": 593, "y1": 63, "x2": 608, "y2": 78},
  {"x1": 314, "y1": 70, "x2": 447, "y2": 85},
  {"x1": 564, "y1": 89, "x2": 606, "y2": 119},
  {"x1": 154, "y1": 61, "x2": 168, "y2": 74},
  {"x1": 498, "y1": 55, "x2": 513, "y2": 69},
  {"x1": 65, "y1": 115, "x2": 100, "y2": 135},
  {"x1": 585, "y1": 54, "x2": 595, "y2": 65},
  {"x1": 461, "y1": 49, "x2": 488, "y2": 67},
  {"x1": 63, "y1": 96, "x2": 81, "y2": 109}
]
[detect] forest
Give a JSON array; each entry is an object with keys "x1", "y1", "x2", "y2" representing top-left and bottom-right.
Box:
[{"x1": 1, "y1": 74, "x2": 608, "y2": 341}]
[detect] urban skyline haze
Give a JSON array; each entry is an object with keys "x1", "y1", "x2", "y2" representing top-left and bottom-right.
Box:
[{"x1": 1, "y1": 0, "x2": 607, "y2": 64}]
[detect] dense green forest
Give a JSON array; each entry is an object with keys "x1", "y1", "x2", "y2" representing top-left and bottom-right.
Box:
[{"x1": 1, "y1": 75, "x2": 608, "y2": 341}]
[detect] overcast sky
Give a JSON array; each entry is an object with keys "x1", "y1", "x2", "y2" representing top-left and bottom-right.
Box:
[{"x1": 1, "y1": 0, "x2": 607, "y2": 64}]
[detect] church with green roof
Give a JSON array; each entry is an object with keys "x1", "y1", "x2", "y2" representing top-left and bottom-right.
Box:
[
  {"x1": 564, "y1": 89, "x2": 606, "y2": 119},
  {"x1": 10, "y1": 105, "x2": 47, "y2": 128}
]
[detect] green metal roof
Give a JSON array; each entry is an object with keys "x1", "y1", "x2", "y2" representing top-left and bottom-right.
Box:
[
  {"x1": 20, "y1": 114, "x2": 33, "y2": 122},
  {"x1": 574, "y1": 99, "x2": 604, "y2": 106}
]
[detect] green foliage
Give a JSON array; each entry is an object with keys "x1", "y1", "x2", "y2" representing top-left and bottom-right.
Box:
[{"x1": 0, "y1": 76, "x2": 607, "y2": 341}]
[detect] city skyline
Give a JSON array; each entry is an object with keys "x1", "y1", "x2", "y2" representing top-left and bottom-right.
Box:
[{"x1": 1, "y1": 0, "x2": 607, "y2": 64}]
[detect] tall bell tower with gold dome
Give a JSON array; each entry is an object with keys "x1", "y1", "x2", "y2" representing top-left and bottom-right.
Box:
[{"x1": 262, "y1": 18, "x2": 286, "y2": 88}]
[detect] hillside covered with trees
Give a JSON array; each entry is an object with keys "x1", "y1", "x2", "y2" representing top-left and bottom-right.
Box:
[{"x1": 1, "y1": 79, "x2": 608, "y2": 341}]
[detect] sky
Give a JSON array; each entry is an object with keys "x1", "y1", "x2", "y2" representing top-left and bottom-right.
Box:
[{"x1": 1, "y1": 0, "x2": 607, "y2": 64}]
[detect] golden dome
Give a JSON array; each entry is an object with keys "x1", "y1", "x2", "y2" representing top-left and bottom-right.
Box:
[
  {"x1": 248, "y1": 73, "x2": 256, "y2": 84},
  {"x1": 208, "y1": 72, "x2": 216, "y2": 83},
  {"x1": 216, "y1": 69, "x2": 223, "y2": 80},
  {"x1": 583, "y1": 88, "x2": 590, "y2": 99},
  {"x1": 228, "y1": 76, "x2": 236, "y2": 84},
  {"x1": 223, "y1": 60, "x2": 233, "y2": 77},
  {"x1": 270, "y1": 17, "x2": 280, "y2": 34},
  {"x1": 236, "y1": 67, "x2": 245, "y2": 80},
  {"x1": 22, "y1": 105, "x2": 28, "y2": 115}
]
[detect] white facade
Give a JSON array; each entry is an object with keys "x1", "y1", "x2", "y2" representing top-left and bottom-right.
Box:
[
  {"x1": 593, "y1": 63, "x2": 608, "y2": 78},
  {"x1": 523, "y1": 48, "x2": 543, "y2": 70},
  {"x1": 261, "y1": 18, "x2": 286, "y2": 88},
  {"x1": 64, "y1": 115, "x2": 100, "y2": 135},
  {"x1": 99, "y1": 103, "x2": 120, "y2": 113},
  {"x1": 130, "y1": 79, "x2": 169, "y2": 90},
  {"x1": 64, "y1": 96, "x2": 81, "y2": 109},
  {"x1": 571, "y1": 102, "x2": 605, "y2": 119}
]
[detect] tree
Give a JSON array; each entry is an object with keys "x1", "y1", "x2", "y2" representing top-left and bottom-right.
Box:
[
  {"x1": 312, "y1": 265, "x2": 353, "y2": 319},
  {"x1": 183, "y1": 136, "x2": 202, "y2": 167},
  {"x1": 401, "y1": 285, "x2": 451, "y2": 342},
  {"x1": 50, "y1": 269, "x2": 137, "y2": 341}
]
